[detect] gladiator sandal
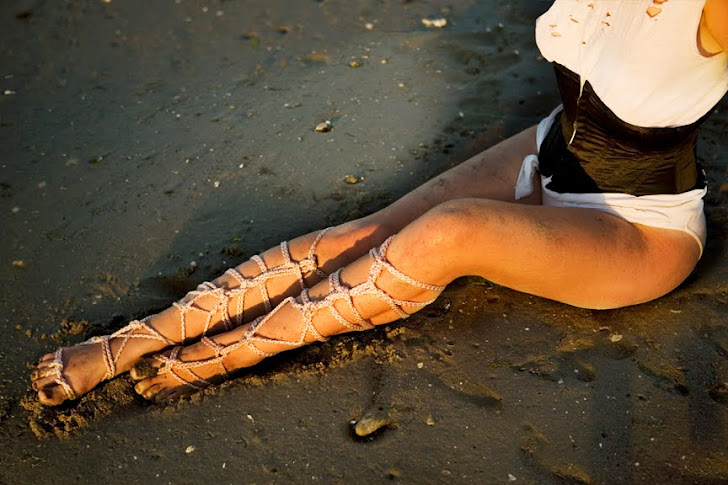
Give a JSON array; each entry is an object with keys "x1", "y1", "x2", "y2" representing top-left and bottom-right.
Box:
[
  {"x1": 42, "y1": 227, "x2": 333, "y2": 401},
  {"x1": 152, "y1": 236, "x2": 447, "y2": 391}
]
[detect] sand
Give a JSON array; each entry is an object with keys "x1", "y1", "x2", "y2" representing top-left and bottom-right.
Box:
[{"x1": 1, "y1": 0, "x2": 727, "y2": 483}]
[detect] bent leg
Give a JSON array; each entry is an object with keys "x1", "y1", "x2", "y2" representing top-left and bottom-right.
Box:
[
  {"x1": 385, "y1": 198, "x2": 700, "y2": 309},
  {"x1": 134, "y1": 197, "x2": 699, "y2": 401}
]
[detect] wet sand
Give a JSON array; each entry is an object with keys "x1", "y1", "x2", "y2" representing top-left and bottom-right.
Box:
[{"x1": 1, "y1": 0, "x2": 728, "y2": 483}]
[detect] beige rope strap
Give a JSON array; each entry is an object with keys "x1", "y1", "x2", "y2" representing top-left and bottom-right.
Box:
[
  {"x1": 47, "y1": 349, "x2": 78, "y2": 401},
  {"x1": 44, "y1": 318, "x2": 177, "y2": 400},
  {"x1": 151, "y1": 235, "x2": 447, "y2": 390},
  {"x1": 153, "y1": 332, "x2": 250, "y2": 390},
  {"x1": 44, "y1": 228, "x2": 332, "y2": 400},
  {"x1": 172, "y1": 227, "x2": 332, "y2": 341},
  {"x1": 154, "y1": 340, "x2": 228, "y2": 391},
  {"x1": 242, "y1": 235, "x2": 445, "y2": 355},
  {"x1": 84, "y1": 318, "x2": 178, "y2": 380}
]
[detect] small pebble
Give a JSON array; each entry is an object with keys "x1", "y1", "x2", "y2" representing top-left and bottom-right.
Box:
[
  {"x1": 185, "y1": 445, "x2": 196, "y2": 454},
  {"x1": 343, "y1": 175, "x2": 360, "y2": 184},
  {"x1": 646, "y1": 5, "x2": 661, "y2": 17},
  {"x1": 348, "y1": 61, "x2": 360, "y2": 68},
  {"x1": 386, "y1": 468, "x2": 401, "y2": 479},
  {"x1": 12, "y1": 260, "x2": 26, "y2": 268},
  {"x1": 353, "y1": 413, "x2": 389, "y2": 437},
  {"x1": 609, "y1": 334, "x2": 623, "y2": 343},
  {"x1": 315, "y1": 121, "x2": 332, "y2": 132},
  {"x1": 421, "y1": 18, "x2": 447, "y2": 28},
  {"x1": 213, "y1": 180, "x2": 221, "y2": 188}
]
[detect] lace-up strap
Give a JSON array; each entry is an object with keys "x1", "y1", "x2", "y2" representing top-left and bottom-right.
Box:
[
  {"x1": 81, "y1": 318, "x2": 177, "y2": 381},
  {"x1": 47, "y1": 349, "x2": 77, "y2": 401},
  {"x1": 239, "y1": 234, "x2": 446, "y2": 356}
]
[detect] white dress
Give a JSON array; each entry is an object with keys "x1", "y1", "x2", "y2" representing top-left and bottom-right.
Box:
[{"x1": 535, "y1": 0, "x2": 728, "y2": 128}]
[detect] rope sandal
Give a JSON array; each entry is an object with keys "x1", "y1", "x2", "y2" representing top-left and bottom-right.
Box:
[
  {"x1": 42, "y1": 227, "x2": 332, "y2": 401},
  {"x1": 153, "y1": 235, "x2": 447, "y2": 391}
]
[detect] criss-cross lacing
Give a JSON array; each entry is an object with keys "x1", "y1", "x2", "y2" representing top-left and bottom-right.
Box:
[
  {"x1": 153, "y1": 235, "x2": 446, "y2": 390},
  {"x1": 40, "y1": 228, "x2": 332, "y2": 401}
]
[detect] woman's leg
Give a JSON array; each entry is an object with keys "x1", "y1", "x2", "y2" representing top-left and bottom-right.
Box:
[
  {"x1": 31, "y1": 126, "x2": 541, "y2": 405},
  {"x1": 133, "y1": 198, "x2": 700, "y2": 402}
]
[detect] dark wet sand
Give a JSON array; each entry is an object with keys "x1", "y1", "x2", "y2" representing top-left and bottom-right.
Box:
[{"x1": 1, "y1": 1, "x2": 728, "y2": 483}]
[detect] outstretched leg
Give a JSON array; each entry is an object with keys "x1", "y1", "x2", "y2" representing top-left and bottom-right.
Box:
[
  {"x1": 30, "y1": 227, "x2": 352, "y2": 405},
  {"x1": 133, "y1": 197, "x2": 700, "y2": 402},
  {"x1": 31, "y1": 126, "x2": 542, "y2": 405}
]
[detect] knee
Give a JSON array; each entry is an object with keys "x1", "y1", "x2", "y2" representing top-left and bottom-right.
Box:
[
  {"x1": 405, "y1": 199, "x2": 496, "y2": 258},
  {"x1": 381, "y1": 199, "x2": 497, "y2": 284}
]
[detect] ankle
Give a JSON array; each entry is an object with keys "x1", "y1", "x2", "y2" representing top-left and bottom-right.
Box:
[{"x1": 106, "y1": 332, "x2": 171, "y2": 374}]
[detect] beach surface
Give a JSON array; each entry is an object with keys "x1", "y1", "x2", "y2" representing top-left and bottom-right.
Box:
[{"x1": 1, "y1": 0, "x2": 728, "y2": 483}]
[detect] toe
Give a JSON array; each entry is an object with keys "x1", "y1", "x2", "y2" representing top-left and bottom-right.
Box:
[
  {"x1": 31, "y1": 360, "x2": 55, "y2": 381},
  {"x1": 134, "y1": 374, "x2": 167, "y2": 395},
  {"x1": 142, "y1": 385, "x2": 163, "y2": 402},
  {"x1": 130, "y1": 357, "x2": 162, "y2": 380},
  {"x1": 134, "y1": 378, "x2": 152, "y2": 395},
  {"x1": 31, "y1": 375, "x2": 58, "y2": 391},
  {"x1": 38, "y1": 386, "x2": 67, "y2": 406},
  {"x1": 156, "y1": 386, "x2": 186, "y2": 403},
  {"x1": 37, "y1": 353, "x2": 55, "y2": 365}
]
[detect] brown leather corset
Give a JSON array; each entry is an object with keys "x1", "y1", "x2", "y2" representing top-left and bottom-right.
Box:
[{"x1": 538, "y1": 64, "x2": 710, "y2": 196}]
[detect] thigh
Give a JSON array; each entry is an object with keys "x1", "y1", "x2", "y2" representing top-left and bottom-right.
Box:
[
  {"x1": 368, "y1": 126, "x2": 539, "y2": 232},
  {"x1": 387, "y1": 198, "x2": 701, "y2": 309}
]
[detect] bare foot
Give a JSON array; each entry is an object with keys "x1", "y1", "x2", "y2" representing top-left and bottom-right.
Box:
[
  {"x1": 31, "y1": 229, "x2": 334, "y2": 406},
  {"x1": 32, "y1": 343, "x2": 118, "y2": 405}
]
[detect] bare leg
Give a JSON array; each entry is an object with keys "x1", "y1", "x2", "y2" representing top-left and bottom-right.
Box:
[
  {"x1": 31, "y1": 126, "x2": 541, "y2": 405},
  {"x1": 133, "y1": 197, "x2": 700, "y2": 401}
]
